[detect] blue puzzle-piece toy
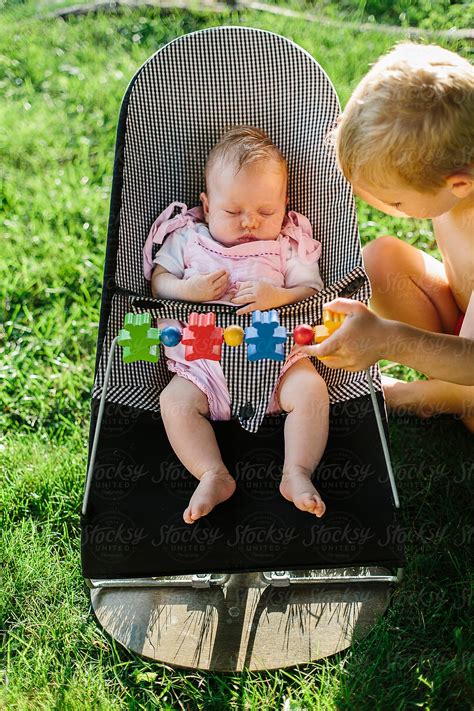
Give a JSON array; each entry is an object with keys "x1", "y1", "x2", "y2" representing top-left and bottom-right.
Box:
[{"x1": 244, "y1": 309, "x2": 287, "y2": 361}]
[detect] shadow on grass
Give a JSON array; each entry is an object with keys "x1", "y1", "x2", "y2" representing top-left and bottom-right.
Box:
[{"x1": 331, "y1": 415, "x2": 473, "y2": 710}]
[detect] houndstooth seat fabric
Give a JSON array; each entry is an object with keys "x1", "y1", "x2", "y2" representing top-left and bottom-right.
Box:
[{"x1": 92, "y1": 26, "x2": 381, "y2": 433}]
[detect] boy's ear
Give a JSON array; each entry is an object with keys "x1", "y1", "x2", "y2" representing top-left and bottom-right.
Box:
[
  {"x1": 200, "y1": 192, "x2": 210, "y2": 221},
  {"x1": 445, "y1": 172, "x2": 474, "y2": 199}
]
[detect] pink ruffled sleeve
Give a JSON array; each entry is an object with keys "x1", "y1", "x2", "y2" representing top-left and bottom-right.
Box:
[
  {"x1": 143, "y1": 202, "x2": 204, "y2": 280},
  {"x1": 280, "y1": 211, "x2": 321, "y2": 264},
  {"x1": 280, "y1": 211, "x2": 323, "y2": 291}
]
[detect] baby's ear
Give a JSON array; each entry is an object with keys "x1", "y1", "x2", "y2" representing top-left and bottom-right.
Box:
[{"x1": 200, "y1": 191, "x2": 210, "y2": 220}]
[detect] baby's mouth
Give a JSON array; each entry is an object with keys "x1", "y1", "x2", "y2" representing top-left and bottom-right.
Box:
[{"x1": 238, "y1": 234, "x2": 257, "y2": 242}]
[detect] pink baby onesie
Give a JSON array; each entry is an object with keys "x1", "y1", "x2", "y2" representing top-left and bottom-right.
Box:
[{"x1": 143, "y1": 202, "x2": 323, "y2": 420}]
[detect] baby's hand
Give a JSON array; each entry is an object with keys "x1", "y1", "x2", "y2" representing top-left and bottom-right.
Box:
[
  {"x1": 232, "y1": 281, "x2": 283, "y2": 315},
  {"x1": 184, "y1": 269, "x2": 230, "y2": 302}
]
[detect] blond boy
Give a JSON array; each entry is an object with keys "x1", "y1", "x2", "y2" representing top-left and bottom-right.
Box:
[{"x1": 334, "y1": 42, "x2": 474, "y2": 432}]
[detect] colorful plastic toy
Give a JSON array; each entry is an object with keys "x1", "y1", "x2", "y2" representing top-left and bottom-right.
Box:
[
  {"x1": 323, "y1": 309, "x2": 346, "y2": 334},
  {"x1": 314, "y1": 309, "x2": 346, "y2": 344},
  {"x1": 313, "y1": 325, "x2": 330, "y2": 343},
  {"x1": 224, "y1": 324, "x2": 245, "y2": 347},
  {"x1": 117, "y1": 313, "x2": 161, "y2": 363},
  {"x1": 160, "y1": 325, "x2": 182, "y2": 347},
  {"x1": 117, "y1": 309, "x2": 347, "y2": 364},
  {"x1": 245, "y1": 309, "x2": 287, "y2": 361},
  {"x1": 293, "y1": 324, "x2": 314, "y2": 345},
  {"x1": 181, "y1": 312, "x2": 224, "y2": 361}
]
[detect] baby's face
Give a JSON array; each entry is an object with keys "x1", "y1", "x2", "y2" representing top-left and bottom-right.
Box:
[{"x1": 200, "y1": 158, "x2": 287, "y2": 247}]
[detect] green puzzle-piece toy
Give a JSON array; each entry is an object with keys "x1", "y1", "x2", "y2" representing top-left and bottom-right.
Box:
[{"x1": 117, "y1": 313, "x2": 161, "y2": 363}]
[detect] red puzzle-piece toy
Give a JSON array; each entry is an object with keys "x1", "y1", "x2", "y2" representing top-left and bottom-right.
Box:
[{"x1": 181, "y1": 312, "x2": 224, "y2": 361}]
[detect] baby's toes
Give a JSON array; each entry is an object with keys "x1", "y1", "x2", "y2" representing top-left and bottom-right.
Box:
[
  {"x1": 297, "y1": 493, "x2": 325, "y2": 517},
  {"x1": 293, "y1": 493, "x2": 315, "y2": 513},
  {"x1": 183, "y1": 506, "x2": 196, "y2": 525},
  {"x1": 312, "y1": 496, "x2": 326, "y2": 518},
  {"x1": 191, "y1": 500, "x2": 213, "y2": 521}
]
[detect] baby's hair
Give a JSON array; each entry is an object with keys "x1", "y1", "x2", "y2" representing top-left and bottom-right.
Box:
[
  {"x1": 333, "y1": 42, "x2": 474, "y2": 191},
  {"x1": 205, "y1": 126, "x2": 287, "y2": 188}
]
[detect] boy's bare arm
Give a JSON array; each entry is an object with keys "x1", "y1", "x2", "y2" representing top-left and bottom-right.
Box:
[
  {"x1": 380, "y1": 322, "x2": 474, "y2": 384},
  {"x1": 298, "y1": 299, "x2": 474, "y2": 385}
]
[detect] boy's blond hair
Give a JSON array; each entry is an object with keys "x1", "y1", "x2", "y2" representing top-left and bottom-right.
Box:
[
  {"x1": 205, "y1": 126, "x2": 287, "y2": 189},
  {"x1": 334, "y1": 43, "x2": 474, "y2": 192}
]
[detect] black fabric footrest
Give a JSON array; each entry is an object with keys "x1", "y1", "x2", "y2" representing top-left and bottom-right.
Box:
[{"x1": 81, "y1": 394, "x2": 404, "y2": 579}]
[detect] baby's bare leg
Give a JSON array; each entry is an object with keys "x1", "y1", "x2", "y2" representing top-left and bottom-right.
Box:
[
  {"x1": 277, "y1": 359, "x2": 329, "y2": 517},
  {"x1": 160, "y1": 375, "x2": 236, "y2": 524}
]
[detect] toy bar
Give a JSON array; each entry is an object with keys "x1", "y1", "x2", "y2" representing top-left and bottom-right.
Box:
[{"x1": 117, "y1": 309, "x2": 345, "y2": 363}]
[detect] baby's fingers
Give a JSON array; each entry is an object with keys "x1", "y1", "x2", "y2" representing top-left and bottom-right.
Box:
[
  {"x1": 209, "y1": 269, "x2": 228, "y2": 282},
  {"x1": 214, "y1": 282, "x2": 232, "y2": 299},
  {"x1": 231, "y1": 293, "x2": 255, "y2": 305},
  {"x1": 235, "y1": 303, "x2": 257, "y2": 316},
  {"x1": 233, "y1": 287, "x2": 253, "y2": 298}
]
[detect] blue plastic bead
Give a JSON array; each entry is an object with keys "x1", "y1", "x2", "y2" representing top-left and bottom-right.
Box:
[{"x1": 160, "y1": 325, "x2": 182, "y2": 347}]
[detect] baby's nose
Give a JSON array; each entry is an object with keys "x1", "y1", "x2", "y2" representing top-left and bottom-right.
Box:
[{"x1": 241, "y1": 212, "x2": 258, "y2": 229}]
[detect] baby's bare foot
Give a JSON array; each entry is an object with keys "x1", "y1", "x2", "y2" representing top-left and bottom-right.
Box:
[
  {"x1": 280, "y1": 468, "x2": 326, "y2": 518},
  {"x1": 183, "y1": 470, "x2": 236, "y2": 524}
]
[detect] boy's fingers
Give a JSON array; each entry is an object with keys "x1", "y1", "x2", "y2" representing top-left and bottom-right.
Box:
[
  {"x1": 323, "y1": 298, "x2": 363, "y2": 315},
  {"x1": 315, "y1": 334, "x2": 342, "y2": 357},
  {"x1": 293, "y1": 344, "x2": 317, "y2": 356}
]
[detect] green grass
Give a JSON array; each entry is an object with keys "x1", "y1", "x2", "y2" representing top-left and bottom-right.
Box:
[
  {"x1": 255, "y1": 0, "x2": 474, "y2": 32},
  {"x1": 1, "y1": 3, "x2": 473, "y2": 709}
]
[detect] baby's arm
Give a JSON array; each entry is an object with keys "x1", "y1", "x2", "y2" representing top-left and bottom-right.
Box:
[
  {"x1": 231, "y1": 237, "x2": 320, "y2": 315},
  {"x1": 278, "y1": 285, "x2": 317, "y2": 305},
  {"x1": 151, "y1": 264, "x2": 231, "y2": 302},
  {"x1": 299, "y1": 298, "x2": 474, "y2": 385}
]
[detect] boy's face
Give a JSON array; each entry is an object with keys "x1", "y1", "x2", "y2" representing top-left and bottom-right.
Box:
[
  {"x1": 357, "y1": 175, "x2": 472, "y2": 219},
  {"x1": 200, "y1": 158, "x2": 287, "y2": 247}
]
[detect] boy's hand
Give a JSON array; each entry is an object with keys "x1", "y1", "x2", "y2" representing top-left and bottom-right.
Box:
[
  {"x1": 183, "y1": 270, "x2": 230, "y2": 302},
  {"x1": 295, "y1": 299, "x2": 385, "y2": 370},
  {"x1": 231, "y1": 281, "x2": 283, "y2": 316}
]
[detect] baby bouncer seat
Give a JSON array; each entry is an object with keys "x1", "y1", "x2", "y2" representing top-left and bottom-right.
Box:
[{"x1": 81, "y1": 26, "x2": 404, "y2": 670}]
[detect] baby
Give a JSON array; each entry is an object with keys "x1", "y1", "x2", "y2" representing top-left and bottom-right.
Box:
[{"x1": 146, "y1": 126, "x2": 329, "y2": 524}]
